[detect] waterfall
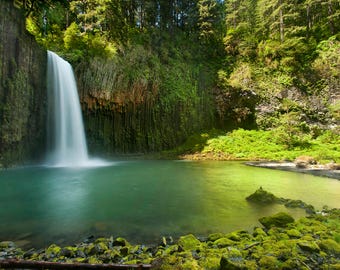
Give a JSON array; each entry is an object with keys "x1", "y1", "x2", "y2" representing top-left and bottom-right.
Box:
[{"x1": 46, "y1": 51, "x2": 90, "y2": 167}]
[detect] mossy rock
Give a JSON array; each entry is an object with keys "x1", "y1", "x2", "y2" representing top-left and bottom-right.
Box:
[
  {"x1": 287, "y1": 229, "x2": 302, "y2": 238},
  {"x1": 280, "y1": 258, "x2": 301, "y2": 269},
  {"x1": 103, "y1": 249, "x2": 120, "y2": 260},
  {"x1": 199, "y1": 255, "x2": 221, "y2": 270},
  {"x1": 60, "y1": 246, "x2": 77, "y2": 257},
  {"x1": 0, "y1": 241, "x2": 15, "y2": 249},
  {"x1": 246, "y1": 187, "x2": 279, "y2": 204},
  {"x1": 284, "y1": 199, "x2": 315, "y2": 214},
  {"x1": 220, "y1": 255, "x2": 248, "y2": 270},
  {"x1": 208, "y1": 232, "x2": 225, "y2": 242},
  {"x1": 45, "y1": 244, "x2": 61, "y2": 259},
  {"x1": 73, "y1": 257, "x2": 87, "y2": 263},
  {"x1": 297, "y1": 241, "x2": 320, "y2": 252},
  {"x1": 213, "y1": 237, "x2": 235, "y2": 248},
  {"x1": 180, "y1": 259, "x2": 202, "y2": 270},
  {"x1": 326, "y1": 263, "x2": 340, "y2": 270},
  {"x1": 253, "y1": 227, "x2": 267, "y2": 238},
  {"x1": 178, "y1": 234, "x2": 201, "y2": 251},
  {"x1": 120, "y1": 246, "x2": 130, "y2": 256},
  {"x1": 164, "y1": 244, "x2": 178, "y2": 255},
  {"x1": 319, "y1": 239, "x2": 340, "y2": 256},
  {"x1": 226, "y1": 231, "x2": 250, "y2": 242},
  {"x1": 258, "y1": 255, "x2": 280, "y2": 269},
  {"x1": 88, "y1": 256, "x2": 102, "y2": 264},
  {"x1": 112, "y1": 237, "x2": 129, "y2": 247},
  {"x1": 259, "y1": 212, "x2": 294, "y2": 229}
]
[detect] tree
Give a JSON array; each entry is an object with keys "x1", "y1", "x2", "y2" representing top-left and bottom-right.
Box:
[{"x1": 224, "y1": 0, "x2": 257, "y2": 59}]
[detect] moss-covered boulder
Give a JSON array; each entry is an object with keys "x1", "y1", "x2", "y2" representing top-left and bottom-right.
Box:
[
  {"x1": 45, "y1": 244, "x2": 61, "y2": 259},
  {"x1": 297, "y1": 241, "x2": 320, "y2": 252},
  {"x1": 253, "y1": 227, "x2": 267, "y2": 238},
  {"x1": 220, "y1": 255, "x2": 248, "y2": 270},
  {"x1": 177, "y1": 234, "x2": 202, "y2": 251},
  {"x1": 259, "y1": 212, "x2": 295, "y2": 229},
  {"x1": 284, "y1": 199, "x2": 315, "y2": 214},
  {"x1": 246, "y1": 187, "x2": 280, "y2": 204},
  {"x1": 319, "y1": 239, "x2": 340, "y2": 256},
  {"x1": 208, "y1": 232, "x2": 225, "y2": 242},
  {"x1": 0, "y1": 241, "x2": 15, "y2": 249},
  {"x1": 112, "y1": 237, "x2": 129, "y2": 247},
  {"x1": 286, "y1": 229, "x2": 302, "y2": 238},
  {"x1": 258, "y1": 255, "x2": 280, "y2": 269},
  {"x1": 60, "y1": 246, "x2": 77, "y2": 257},
  {"x1": 213, "y1": 237, "x2": 235, "y2": 248}
]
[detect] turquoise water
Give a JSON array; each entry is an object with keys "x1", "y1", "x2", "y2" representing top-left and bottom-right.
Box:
[{"x1": 0, "y1": 160, "x2": 339, "y2": 248}]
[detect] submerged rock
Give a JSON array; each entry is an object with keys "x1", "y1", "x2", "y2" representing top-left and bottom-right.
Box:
[
  {"x1": 246, "y1": 187, "x2": 316, "y2": 214},
  {"x1": 259, "y1": 212, "x2": 295, "y2": 229},
  {"x1": 284, "y1": 199, "x2": 315, "y2": 214}
]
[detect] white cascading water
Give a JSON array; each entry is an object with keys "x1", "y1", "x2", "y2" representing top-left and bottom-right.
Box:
[{"x1": 46, "y1": 51, "x2": 89, "y2": 167}]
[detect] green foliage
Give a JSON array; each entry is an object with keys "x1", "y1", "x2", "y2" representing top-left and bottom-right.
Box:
[
  {"x1": 197, "y1": 128, "x2": 340, "y2": 162},
  {"x1": 23, "y1": 0, "x2": 339, "y2": 153},
  {"x1": 312, "y1": 36, "x2": 340, "y2": 78}
]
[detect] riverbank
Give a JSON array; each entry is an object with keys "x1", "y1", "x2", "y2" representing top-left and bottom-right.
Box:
[
  {"x1": 246, "y1": 161, "x2": 340, "y2": 180},
  {"x1": 1, "y1": 207, "x2": 339, "y2": 269},
  {"x1": 177, "y1": 151, "x2": 340, "y2": 180}
]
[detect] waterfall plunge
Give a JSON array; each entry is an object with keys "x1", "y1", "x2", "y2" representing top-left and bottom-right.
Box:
[{"x1": 46, "y1": 51, "x2": 107, "y2": 167}]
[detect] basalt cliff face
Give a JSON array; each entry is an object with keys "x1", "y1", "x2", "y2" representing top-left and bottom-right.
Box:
[{"x1": 0, "y1": 0, "x2": 46, "y2": 167}]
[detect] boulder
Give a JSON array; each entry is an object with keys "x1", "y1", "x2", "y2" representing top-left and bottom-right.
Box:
[
  {"x1": 112, "y1": 237, "x2": 129, "y2": 247},
  {"x1": 319, "y1": 239, "x2": 340, "y2": 256},
  {"x1": 177, "y1": 234, "x2": 201, "y2": 251},
  {"x1": 45, "y1": 244, "x2": 61, "y2": 259},
  {"x1": 0, "y1": 241, "x2": 16, "y2": 249},
  {"x1": 259, "y1": 212, "x2": 295, "y2": 229},
  {"x1": 220, "y1": 255, "x2": 248, "y2": 270},
  {"x1": 246, "y1": 187, "x2": 279, "y2": 204},
  {"x1": 208, "y1": 233, "x2": 225, "y2": 242},
  {"x1": 213, "y1": 238, "x2": 235, "y2": 248},
  {"x1": 297, "y1": 241, "x2": 320, "y2": 252},
  {"x1": 294, "y1": 156, "x2": 317, "y2": 168}
]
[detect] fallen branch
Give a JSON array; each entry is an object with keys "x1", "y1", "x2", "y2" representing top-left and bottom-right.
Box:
[
  {"x1": 0, "y1": 259, "x2": 152, "y2": 269},
  {"x1": 243, "y1": 242, "x2": 260, "y2": 250}
]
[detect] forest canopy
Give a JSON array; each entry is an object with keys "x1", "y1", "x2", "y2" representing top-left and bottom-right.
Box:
[{"x1": 23, "y1": 0, "x2": 340, "y2": 152}]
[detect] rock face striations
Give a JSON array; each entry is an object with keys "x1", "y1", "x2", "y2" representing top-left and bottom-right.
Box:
[{"x1": 0, "y1": 0, "x2": 46, "y2": 167}]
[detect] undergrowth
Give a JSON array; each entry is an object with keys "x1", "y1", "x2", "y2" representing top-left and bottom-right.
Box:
[{"x1": 174, "y1": 128, "x2": 340, "y2": 162}]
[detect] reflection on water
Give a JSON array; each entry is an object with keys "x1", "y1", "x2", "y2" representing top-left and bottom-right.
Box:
[{"x1": 0, "y1": 161, "x2": 339, "y2": 248}]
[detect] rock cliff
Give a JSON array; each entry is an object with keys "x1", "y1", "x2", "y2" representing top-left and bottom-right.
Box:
[{"x1": 0, "y1": 0, "x2": 46, "y2": 167}]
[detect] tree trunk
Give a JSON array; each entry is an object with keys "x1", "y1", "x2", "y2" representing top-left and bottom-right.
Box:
[
  {"x1": 0, "y1": 259, "x2": 152, "y2": 270},
  {"x1": 279, "y1": 2, "x2": 284, "y2": 42}
]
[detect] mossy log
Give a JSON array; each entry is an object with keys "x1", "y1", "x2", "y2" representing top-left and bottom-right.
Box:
[{"x1": 0, "y1": 259, "x2": 152, "y2": 269}]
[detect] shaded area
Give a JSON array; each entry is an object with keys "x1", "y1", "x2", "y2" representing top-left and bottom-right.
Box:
[{"x1": 0, "y1": 1, "x2": 46, "y2": 167}]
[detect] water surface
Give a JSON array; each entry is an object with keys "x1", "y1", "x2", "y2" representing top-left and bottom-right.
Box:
[{"x1": 0, "y1": 160, "x2": 339, "y2": 248}]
